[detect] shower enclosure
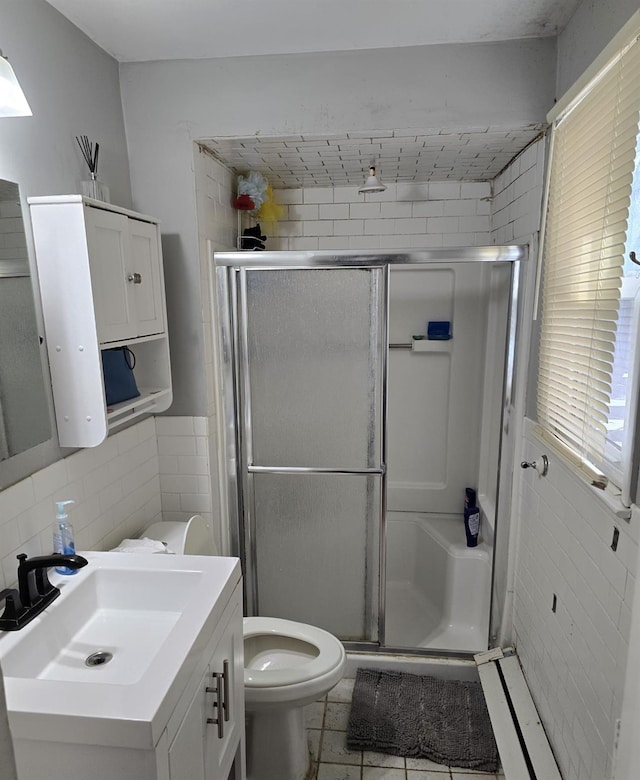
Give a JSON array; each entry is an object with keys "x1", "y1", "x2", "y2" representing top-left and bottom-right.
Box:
[{"x1": 214, "y1": 247, "x2": 525, "y2": 655}]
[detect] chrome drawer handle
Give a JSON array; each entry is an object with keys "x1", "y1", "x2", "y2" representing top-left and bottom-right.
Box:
[
  {"x1": 223, "y1": 660, "x2": 230, "y2": 722},
  {"x1": 206, "y1": 672, "x2": 224, "y2": 738}
]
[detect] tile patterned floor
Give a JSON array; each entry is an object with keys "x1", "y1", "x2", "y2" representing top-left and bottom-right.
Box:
[{"x1": 305, "y1": 678, "x2": 505, "y2": 780}]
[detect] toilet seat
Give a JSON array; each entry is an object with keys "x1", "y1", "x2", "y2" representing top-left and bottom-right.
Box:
[{"x1": 244, "y1": 617, "x2": 345, "y2": 689}]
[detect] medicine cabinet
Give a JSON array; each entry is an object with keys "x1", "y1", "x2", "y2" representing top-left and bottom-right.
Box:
[{"x1": 29, "y1": 195, "x2": 172, "y2": 447}]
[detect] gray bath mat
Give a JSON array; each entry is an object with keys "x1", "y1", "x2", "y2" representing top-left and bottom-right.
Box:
[{"x1": 347, "y1": 667, "x2": 499, "y2": 772}]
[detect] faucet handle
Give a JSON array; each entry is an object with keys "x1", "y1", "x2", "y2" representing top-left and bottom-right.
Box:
[
  {"x1": 16, "y1": 553, "x2": 39, "y2": 608},
  {"x1": 0, "y1": 588, "x2": 27, "y2": 631}
]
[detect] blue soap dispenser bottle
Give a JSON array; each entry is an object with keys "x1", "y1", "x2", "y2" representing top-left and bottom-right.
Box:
[
  {"x1": 463, "y1": 488, "x2": 480, "y2": 547},
  {"x1": 53, "y1": 499, "x2": 77, "y2": 574}
]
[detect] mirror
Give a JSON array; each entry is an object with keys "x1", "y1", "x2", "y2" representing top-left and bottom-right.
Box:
[{"x1": 0, "y1": 179, "x2": 51, "y2": 460}]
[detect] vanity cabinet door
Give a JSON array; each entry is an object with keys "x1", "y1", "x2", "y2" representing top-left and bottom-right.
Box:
[
  {"x1": 168, "y1": 585, "x2": 244, "y2": 780},
  {"x1": 205, "y1": 596, "x2": 244, "y2": 780},
  {"x1": 168, "y1": 668, "x2": 207, "y2": 780},
  {"x1": 84, "y1": 207, "x2": 134, "y2": 344}
]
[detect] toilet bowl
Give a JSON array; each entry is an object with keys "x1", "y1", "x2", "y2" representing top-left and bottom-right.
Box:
[
  {"x1": 141, "y1": 517, "x2": 347, "y2": 780},
  {"x1": 243, "y1": 616, "x2": 346, "y2": 780}
]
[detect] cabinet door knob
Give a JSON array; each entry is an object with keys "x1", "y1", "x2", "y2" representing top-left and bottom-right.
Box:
[{"x1": 127, "y1": 272, "x2": 142, "y2": 284}]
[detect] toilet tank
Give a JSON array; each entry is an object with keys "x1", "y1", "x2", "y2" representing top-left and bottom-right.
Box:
[{"x1": 143, "y1": 515, "x2": 218, "y2": 555}]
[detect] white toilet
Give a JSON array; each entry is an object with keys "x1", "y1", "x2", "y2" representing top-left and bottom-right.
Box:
[{"x1": 142, "y1": 516, "x2": 346, "y2": 780}]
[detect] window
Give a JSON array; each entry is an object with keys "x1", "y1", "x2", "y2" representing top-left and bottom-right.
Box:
[
  {"x1": 537, "y1": 30, "x2": 640, "y2": 501},
  {"x1": 605, "y1": 153, "x2": 640, "y2": 487}
]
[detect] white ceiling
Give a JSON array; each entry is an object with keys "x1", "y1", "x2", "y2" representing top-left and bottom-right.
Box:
[
  {"x1": 45, "y1": 0, "x2": 581, "y2": 63},
  {"x1": 44, "y1": 0, "x2": 577, "y2": 187}
]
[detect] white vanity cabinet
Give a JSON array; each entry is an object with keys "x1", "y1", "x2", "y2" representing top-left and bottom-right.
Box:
[
  {"x1": 28, "y1": 195, "x2": 172, "y2": 447},
  {"x1": 7, "y1": 557, "x2": 246, "y2": 780},
  {"x1": 168, "y1": 588, "x2": 245, "y2": 780}
]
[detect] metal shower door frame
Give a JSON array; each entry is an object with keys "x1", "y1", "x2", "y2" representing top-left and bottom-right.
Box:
[{"x1": 214, "y1": 246, "x2": 527, "y2": 655}]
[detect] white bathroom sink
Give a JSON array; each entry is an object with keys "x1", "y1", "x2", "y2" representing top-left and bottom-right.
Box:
[
  {"x1": 0, "y1": 551, "x2": 241, "y2": 748},
  {"x1": 2, "y1": 567, "x2": 200, "y2": 684}
]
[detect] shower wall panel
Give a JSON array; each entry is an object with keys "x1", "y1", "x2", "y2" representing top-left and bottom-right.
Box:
[{"x1": 386, "y1": 264, "x2": 487, "y2": 514}]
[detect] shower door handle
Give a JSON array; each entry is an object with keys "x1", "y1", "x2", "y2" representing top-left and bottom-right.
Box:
[{"x1": 247, "y1": 465, "x2": 386, "y2": 475}]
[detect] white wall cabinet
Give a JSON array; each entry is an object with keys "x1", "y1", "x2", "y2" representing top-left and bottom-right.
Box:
[
  {"x1": 28, "y1": 195, "x2": 172, "y2": 447},
  {"x1": 85, "y1": 206, "x2": 165, "y2": 344}
]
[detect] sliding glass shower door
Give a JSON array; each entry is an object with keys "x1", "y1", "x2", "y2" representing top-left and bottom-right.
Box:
[{"x1": 219, "y1": 262, "x2": 387, "y2": 642}]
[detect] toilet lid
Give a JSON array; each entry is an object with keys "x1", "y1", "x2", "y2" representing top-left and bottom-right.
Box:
[
  {"x1": 143, "y1": 515, "x2": 218, "y2": 555},
  {"x1": 244, "y1": 617, "x2": 345, "y2": 688}
]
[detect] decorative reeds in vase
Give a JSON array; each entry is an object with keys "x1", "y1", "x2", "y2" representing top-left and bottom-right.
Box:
[{"x1": 76, "y1": 135, "x2": 110, "y2": 202}]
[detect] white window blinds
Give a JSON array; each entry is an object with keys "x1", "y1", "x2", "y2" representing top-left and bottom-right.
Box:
[{"x1": 538, "y1": 34, "x2": 640, "y2": 476}]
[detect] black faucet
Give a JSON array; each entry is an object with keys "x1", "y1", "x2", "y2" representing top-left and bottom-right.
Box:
[{"x1": 0, "y1": 552, "x2": 88, "y2": 631}]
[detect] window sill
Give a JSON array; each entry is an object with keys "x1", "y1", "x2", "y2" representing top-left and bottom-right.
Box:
[
  {"x1": 590, "y1": 482, "x2": 632, "y2": 521},
  {"x1": 531, "y1": 423, "x2": 632, "y2": 521}
]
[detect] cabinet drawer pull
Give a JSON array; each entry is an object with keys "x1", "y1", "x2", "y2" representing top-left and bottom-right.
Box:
[
  {"x1": 127, "y1": 272, "x2": 142, "y2": 284},
  {"x1": 205, "y1": 672, "x2": 224, "y2": 738},
  {"x1": 222, "y1": 660, "x2": 230, "y2": 722}
]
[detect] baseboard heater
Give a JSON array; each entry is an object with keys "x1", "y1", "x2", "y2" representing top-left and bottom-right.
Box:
[{"x1": 475, "y1": 648, "x2": 562, "y2": 780}]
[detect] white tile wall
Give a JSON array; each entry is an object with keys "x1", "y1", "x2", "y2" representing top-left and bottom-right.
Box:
[
  {"x1": 491, "y1": 137, "x2": 546, "y2": 244},
  {"x1": 0, "y1": 419, "x2": 161, "y2": 590},
  {"x1": 514, "y1": 422, "x2": 637, "y2": 780},
  {"x1": 263, "y1": 181, "x2": 492, "y2": 250},
  {"x1": 490, "y1": 136, "x2": 634, "y2": 779},
  {"x1": 155, "y1": 415, "x2": 221, "y2": 553},
  {"x1": 0, "y1": 198, "x2": 29, "y2": 270}
]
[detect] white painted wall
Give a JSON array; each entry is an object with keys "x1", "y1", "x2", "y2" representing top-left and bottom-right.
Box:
[
  {"x1": 0, "y1": 0, "x2": 133, "y2": 490},
  {"x1": 555, "y1": 0, "x2": 640, "y2": 97},
  {"x1": 120, "y1": 37, "x2": 556, "y2": 417},
  {"x1": 0, "y1": 2, "x2": 134, "y2": 774},
  {"x1": 1, "y1": 0, "x2": 132, "y2": 210}
]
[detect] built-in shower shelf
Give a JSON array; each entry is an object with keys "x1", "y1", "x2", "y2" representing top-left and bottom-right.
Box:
[
  {"x1": 412, "y1": 339, "x2": 451, "y2": 352},
  {"x1": 389, "y1": 340, "x2": 452, "y2": 352}
]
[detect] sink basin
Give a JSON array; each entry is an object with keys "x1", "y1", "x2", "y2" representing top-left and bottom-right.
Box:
[
  {"x1": 0, "y1": 551, "x2": 241, "y2": 749},
  {"x1": 3, "y1": 567, "x2": 201, "y2": 684}
]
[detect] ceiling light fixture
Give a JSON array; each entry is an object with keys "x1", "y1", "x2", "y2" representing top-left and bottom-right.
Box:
[
  {"x1": 0, "y1": 51, "x2": 32, "y2": 117},
  {"x1": 358, "y1": 165, "x2": 386, "y2": 194}
]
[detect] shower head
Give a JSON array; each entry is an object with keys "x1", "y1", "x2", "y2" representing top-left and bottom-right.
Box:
[{"x1": 358, "y1": 166, "x2": 386, "y2": 194}]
